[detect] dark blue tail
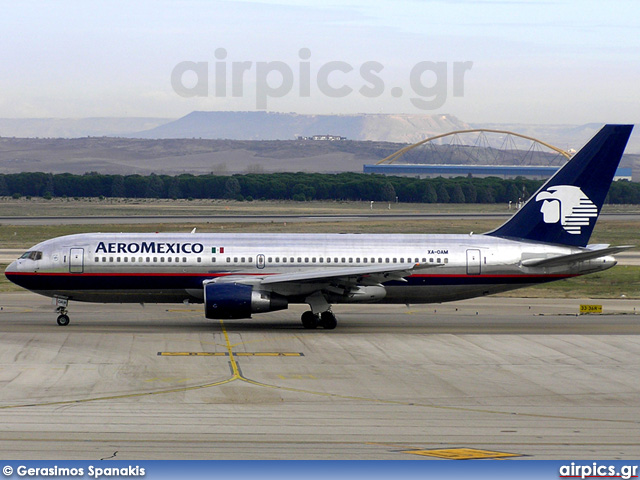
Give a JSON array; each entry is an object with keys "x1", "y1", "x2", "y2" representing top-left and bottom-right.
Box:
[{"x1": 488, "y1": 124, "x2": 634, "y2": 247}]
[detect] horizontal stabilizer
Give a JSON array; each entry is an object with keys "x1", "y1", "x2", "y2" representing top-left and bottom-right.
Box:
[{"x1": 521, "y1": 245, "x2": 634, "y2": 268}]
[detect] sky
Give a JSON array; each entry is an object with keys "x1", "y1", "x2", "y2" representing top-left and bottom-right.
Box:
[{"x1": 0, "y1": 0, "x2": 638, "y2": 124}]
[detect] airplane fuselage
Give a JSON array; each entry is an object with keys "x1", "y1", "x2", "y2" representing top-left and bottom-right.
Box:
[{"x1": 5, "y1": 232, "x2": 617, "y2": 306}]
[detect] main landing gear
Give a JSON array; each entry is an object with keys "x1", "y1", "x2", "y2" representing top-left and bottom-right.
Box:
[
  {"x1": 301, "y1": 292, "x2": 338, "y2": 330},
  {"x1": 300, "y1": 310, "x2": 337, "y2": 330}
]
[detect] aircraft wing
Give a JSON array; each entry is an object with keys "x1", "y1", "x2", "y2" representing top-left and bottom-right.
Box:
[
  {"x1": 259, "y1": 262, "x2": 439, "y2": 287},
  {"x1": 207, "y1": 263, "x2": 440, "y2": 288},
  {"x1": 521, "y1": 245, "x2": 634, "y2": 268}
]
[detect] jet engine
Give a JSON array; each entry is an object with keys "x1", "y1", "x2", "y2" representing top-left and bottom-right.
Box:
[{"x1": 204, "y1": 282, "x2": 288, "y2": 319}]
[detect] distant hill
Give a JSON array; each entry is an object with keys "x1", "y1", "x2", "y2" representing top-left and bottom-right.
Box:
[
  {"x1": 0, "y1": 117, "x2": 172, "y2": 138},
  {"x1": 129, "y1": 111, "x2": 469, "y2": 143},
  {"x1": 0, "y1": 136, "x2": 636, "y2": 179},
  {"x1": 1, "y1": 113, "x2": 636, "y2": 155},
  {"x1": 0, "y1": 137, "x2": 404, "y2": 175}
]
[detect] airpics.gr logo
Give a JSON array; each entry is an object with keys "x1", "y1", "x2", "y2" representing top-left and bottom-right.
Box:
[{"x1": 535, "y1": 185, "x2": 598, "y2": 235}]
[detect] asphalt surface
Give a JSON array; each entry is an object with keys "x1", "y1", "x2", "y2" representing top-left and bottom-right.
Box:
[{"x1": 0, "y1": 293, "x2": 639, "y2": 459}]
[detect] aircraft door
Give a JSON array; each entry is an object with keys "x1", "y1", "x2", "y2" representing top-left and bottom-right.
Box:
[
  {"x1": 466, "y1": 249, "x2": 481, "y2": 275},
  {"x1": 69, "y1": 248, "x2": 84, "y2": 273},
  {"x1": 256, "y1": 254, "x2": 265, "y2": 269}
]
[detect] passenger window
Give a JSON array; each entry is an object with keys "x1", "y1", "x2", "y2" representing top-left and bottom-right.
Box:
[
  {"x1": 131, "y1": 257, "x2": 136, "y2": 263},
  {"x1": 124, "y1": 257, "x2": 128, "y2": 263},
  {"x1": 385, "y1": 258, "x2": 389, "y2": 263},
  {"x1": 393, "y1": 258, "x2": 397, "y2": 263},
  {"x1": 226, "y1": 257, "x2": 231, "y2": 263},
  {"x1": 268, "y1": 257, "x2": 272, "y2": 263},
  {"x1": 275, "y1": 257, "x2": 280, "y2": 263},
  {"x1": 109, "y1": 257, "x2": 114, "y2": 263},
  {"x1": 160, "y1": 257, "x2": 165, "y2": 263},
  {"x1": 94, "y1": 257, "x2": 98, "y2": 262},
  {"x1": 305, "y1": 258, "x2": 309, "y2": 263},
  {"x1": 297, "y1": 257, "x2": 302, "y2": 263},
  {"x1": 153, "y1": 257, "x2": 157, "y2": 263},
  {"x1": 356, "y1": 258, "x2": 361, "y2": 263},
  {"x1": 341, "y1": 258, "x2": 346, "y2": 263},
  {"x1": 319, "y1": 258, "x2": 323, "y2": 263},
  {"x1": 378, "y1": 258, "x2": 383, "y2": 263},
  {"x1": 290, "y1": 257, "x2": 294, "y2": 263},
  {"x1": 444, "y1": 258, "x2": 449, "y2": 264},
  {"x1": 334, "y1": 258, "x2": 339, "y2": 263},
  {"x1": 312, "y1": 257, "x2": 316, "y2": 263},
  {"x1": 182, "y1": 257, "x2": 187, "y2": 263},
  {"x1": 211, "y1": 257, "x2": 215, "y2": 263},
  {"x1": 167, "y1": 257, "x2": 172, "y2": 263},
  {"x1": 282, "y1": 257, "x2": 287, "y2": 263},
  {"x1": 422, "y1": 258, "x2": 426, "y2": 263},
  {"x1": 400, "y1": 258, "x2": 404, "y2": 263},
  {"x1": 197, "y1": 257, "x2": 202, "y2": 263},
  {"x1": 234, "y1": 257, "x2": 238, "y2": 263},
  {"x1": 248, "y1": 257, "x2": 253, "y2": 263},
  {"x1": 437, "y1": 258, "x2": 442, "y2": 263},
  {"x1": 363, "y1": 258, "x2": 367, "y2": 263},
  {"x1": 349, "y1": 258, "x2": 353, "y2": 263},
  {"x1": 327, "y1": 258, "x2": 331, "y2": 263},
  {"x1": 102, "y1": 257, "x2": 107, "y2": 262},
  {"x1": 429, "y1": 258, "x2": 434, "y2": 263}
]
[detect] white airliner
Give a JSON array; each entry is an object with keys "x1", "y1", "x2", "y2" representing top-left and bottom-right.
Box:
[{"x1": 4, "y1": 125, "x2": 634, "y2": 329}]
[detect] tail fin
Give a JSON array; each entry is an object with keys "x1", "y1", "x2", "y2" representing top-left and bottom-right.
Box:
[{"x1": 488, "y1": 124, "x2": 634, "y2": 247}]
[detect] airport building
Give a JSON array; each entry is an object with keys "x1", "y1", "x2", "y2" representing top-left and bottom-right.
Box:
[{"x1": 363, "y1": 164, "x2": 633, "y2": 181}]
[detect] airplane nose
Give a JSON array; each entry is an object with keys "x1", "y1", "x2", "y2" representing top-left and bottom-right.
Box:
[{"x1": 5, "y1": 260, "x2": 17, "y2": 274}]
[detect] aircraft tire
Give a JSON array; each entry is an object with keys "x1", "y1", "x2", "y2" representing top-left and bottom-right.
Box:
[
  {"x1": 57, "y1": 314, "x2": 70, "y2": 326},
  {"x1": 320, "y1": 311, "x2": 337, "y2": 330},
  {"x1": 301, "y1": 311, "x2": 319, "y2": 329}
]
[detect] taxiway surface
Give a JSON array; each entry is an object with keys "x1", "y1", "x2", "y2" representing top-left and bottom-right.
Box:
[{"x1": 0, "y1": 293, "x2": 639, "y2": 460}]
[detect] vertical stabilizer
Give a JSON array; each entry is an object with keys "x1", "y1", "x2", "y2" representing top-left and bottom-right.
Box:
[{"x1": 488, "y1": 124, "x2": 633, "y2": 246}]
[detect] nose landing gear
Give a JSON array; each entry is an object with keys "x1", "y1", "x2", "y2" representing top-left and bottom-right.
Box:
[
  {"x1": 54, "y1": 297, "x2": 70, "y2": 326},
  {"x1": 56, "y1": 312, "x2": 70, "y2": 326}
]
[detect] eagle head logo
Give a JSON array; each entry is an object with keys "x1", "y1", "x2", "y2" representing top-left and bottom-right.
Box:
[{"x1": 535, "y1": 185, "x2": 598, "y2": 235}]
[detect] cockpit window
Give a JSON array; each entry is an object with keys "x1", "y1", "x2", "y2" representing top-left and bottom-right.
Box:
[{"x1": 20, "y1": 251, "x2": 42, "y2": 261}]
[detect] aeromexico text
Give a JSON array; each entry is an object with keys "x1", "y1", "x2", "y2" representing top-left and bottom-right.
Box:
[{"x1": 95, "y1": 242, "x2": 205, "y2": 255}]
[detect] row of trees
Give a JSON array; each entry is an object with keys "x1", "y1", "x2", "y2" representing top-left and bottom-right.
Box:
[{"x1": 1, "y1": 172, "x2": 639, "y2": 204}]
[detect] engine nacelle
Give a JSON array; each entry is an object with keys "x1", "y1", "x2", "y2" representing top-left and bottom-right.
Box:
[{"x1": 204, "y1": 282, "x2": 288, "y2": 319}]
